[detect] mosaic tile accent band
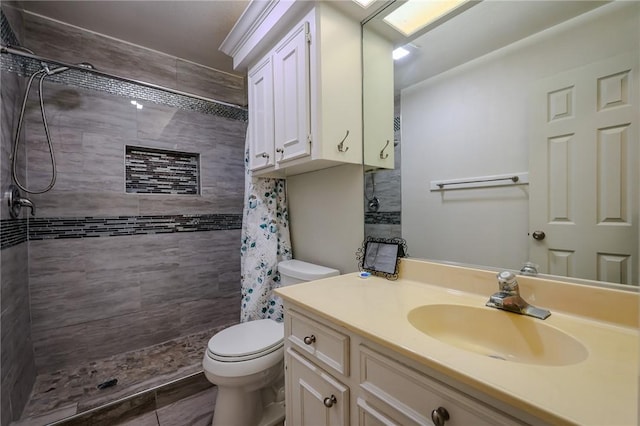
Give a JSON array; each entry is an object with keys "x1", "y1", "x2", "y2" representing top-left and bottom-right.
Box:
[
  {"x1": 27, "y1": 214, "x2": 242, "y2": 241},
  {"x1": 126, "y1": 146, "x2": 199, "y2": 195},
  {"x1": 365, "y1": 211, "x2": 401, "y2": 225},
  {"x1": 0, "y1": 218, "x2": 28, "y2": 249},
  {"x1": 394, "y1": 116, "x2": 401, "y2": 132},
  {"x1": 1, "y1": 214, "x2": 241, "y2": 248}
]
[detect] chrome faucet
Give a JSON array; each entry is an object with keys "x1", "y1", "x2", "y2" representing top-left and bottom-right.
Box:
[
  {"x1": 16, "y1": 197, "x2": 35, "y2": 216},
  {"x1": 6, "y1": 186, "x2": 35, "y2": 218},
  {"x1": 486, "y1": 271, "x2": 550, "y2": 320}
]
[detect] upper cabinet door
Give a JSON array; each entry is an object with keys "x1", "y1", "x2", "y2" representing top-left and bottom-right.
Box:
[
  {"x1": 363, "y1": 27, "x2": 394, "y2": 171},
  {"x1": 248, "y1": 56, "x2": 275, "y2": 171},
  {"x1": 273, "y1": 21, "x2": 311, "y2": 165}
]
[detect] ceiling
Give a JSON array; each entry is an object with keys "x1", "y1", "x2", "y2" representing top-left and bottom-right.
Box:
[
  {"x1": 365, "y1": 1, "x2": 608, "y2": 90},
  {"x1": 17, "y1": 1, "x2": 607, "y2": 88},
  {"x1": 18, "y1": 0, "x2": 251, "y2": 76}
]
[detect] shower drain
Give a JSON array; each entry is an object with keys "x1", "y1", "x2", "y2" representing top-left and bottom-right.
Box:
[{"x1": 96, "y1": 378, "x2": 118, "y2": 390}]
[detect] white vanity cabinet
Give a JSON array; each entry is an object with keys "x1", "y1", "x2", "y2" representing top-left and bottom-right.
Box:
[
  {"x1": 284, "y1": 305, "x2": 528, "y2": 426},
  {"x1": 245, "y1": 3, "x2": 362, "y2": 176}
]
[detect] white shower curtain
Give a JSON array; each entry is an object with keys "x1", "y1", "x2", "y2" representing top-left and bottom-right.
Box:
[{"x1": 240, "y1": 129, "x2": 292, "y2": 322}]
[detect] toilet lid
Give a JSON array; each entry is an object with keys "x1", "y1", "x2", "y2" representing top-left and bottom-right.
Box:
[{"x1": 207, "y1": 319, "x2": 284, "y2": 361}]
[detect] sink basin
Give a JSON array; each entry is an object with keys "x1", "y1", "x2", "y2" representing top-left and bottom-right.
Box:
[{"x1": 408, "y1": 304, "x2": 588, "y2": 366}]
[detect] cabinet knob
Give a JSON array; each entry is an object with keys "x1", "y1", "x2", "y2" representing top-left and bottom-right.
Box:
[
  {"x1": 431, "y1": 407, "x2": 450, "y2": 426},
  {"x1": 303, "y1": 335, "x2": 316, "y2": 345},
  {"x1": 276, "y1": 148, "x2": 284, "y2": 153},
  {"x1": 323, "y1": 395, "x2": 337, "y2": 408},
  {"x1": 260, "y1": 153, "x2": 269, "y2": 159}
]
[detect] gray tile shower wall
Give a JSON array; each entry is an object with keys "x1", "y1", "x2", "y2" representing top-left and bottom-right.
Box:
[
  {"x1": 0, "y1": 9, "x2": 248, "y2": 376},
  {"x1": 0, "y1": 7, "x2": 36, "y2": 426},
  {"x1": 20, "y1": 11, "x2": 247, "y2": 106}
]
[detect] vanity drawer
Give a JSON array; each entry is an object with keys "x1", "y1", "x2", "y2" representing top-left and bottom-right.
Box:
[
  {"x1": 287, "y1": 309, "x2": 349, "y2": 376},
  {"x1": 359, "y1": 345, "x2": 524, "y2": 426}
]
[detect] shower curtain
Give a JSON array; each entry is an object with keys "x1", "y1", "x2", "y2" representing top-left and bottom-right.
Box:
[{"x1": 240, "y1": 129, "x2": 292, "y2": 322}]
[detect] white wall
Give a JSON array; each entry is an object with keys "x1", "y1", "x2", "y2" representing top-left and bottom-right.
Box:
[
  {"x1": 287, "y1": 164, "x2": 364, "y2": 274},
  {"x1": 402, "y1": 2, "x2": 639, "y2": 271}
]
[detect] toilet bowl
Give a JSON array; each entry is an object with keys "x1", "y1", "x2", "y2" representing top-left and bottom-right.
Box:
[{"x1": 202, "y1": 259, "x2": 339, "y2": 426}]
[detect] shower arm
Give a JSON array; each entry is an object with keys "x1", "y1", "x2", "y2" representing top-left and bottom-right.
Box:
[{"x1": 0, "y1": 44, "x2": 247, "y2": 111}]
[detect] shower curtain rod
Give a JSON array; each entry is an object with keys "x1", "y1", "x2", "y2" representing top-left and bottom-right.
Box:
[{"x1": 0, "y1": 44, "x2": 247, "y2": 111}]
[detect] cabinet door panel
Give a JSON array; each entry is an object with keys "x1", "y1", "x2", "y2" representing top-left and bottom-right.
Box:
[
  {"x1": 273, "y1": 21, "x2": 311, "y2": 164},
  {"x1": 248, "y1": 57, "x2": 275, "y2": 171},
  {"x1": 286, "y1": 348, "x2": 349, "y2": 425}
]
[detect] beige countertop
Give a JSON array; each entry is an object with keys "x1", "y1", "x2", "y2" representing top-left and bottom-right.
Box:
[{"x1": 276, "y1": 259, "x2": 639, "y2": 426}]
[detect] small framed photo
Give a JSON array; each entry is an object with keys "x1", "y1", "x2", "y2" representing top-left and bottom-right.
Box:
[{"x1": 357, "y1": 237, "x2": 407, "y2": 280}]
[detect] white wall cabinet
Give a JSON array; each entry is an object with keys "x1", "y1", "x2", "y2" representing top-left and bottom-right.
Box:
[
  {"x1": 363, "y1": 27, "x2": 395, "y2": 171},
  {"x1": 284, "y1": 305, "x2": 530, "y2": 426},
  {"x1": 245, "y1": 3, "x2": 362, "y2": 177}
]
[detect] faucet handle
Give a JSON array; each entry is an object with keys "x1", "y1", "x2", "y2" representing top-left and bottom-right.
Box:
[
  {"x1": 520, "y1": 262, "x2": 539, "y2": 276},
  {"x1": 497, "y1": 271, "x2": 518, "y2": 292}
]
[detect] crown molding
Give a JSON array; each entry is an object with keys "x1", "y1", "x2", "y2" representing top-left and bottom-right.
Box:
[{"x1": 219, "y1": 0, "x2": 313, "y2": 71}]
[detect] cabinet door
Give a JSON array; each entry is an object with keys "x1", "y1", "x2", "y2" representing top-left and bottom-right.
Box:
[
  {"x1": 363, "y1": 27, "x2": 394, "y2": 170},
  {"x1": 248, "y1": 56, "x2": 275, "y2": 171},
  {"x1": 286, "y1": 348, "x2": 349, "y2": 426},
  {"x1": 273, "y1": 21, "x2": 311, "y2": 165}
]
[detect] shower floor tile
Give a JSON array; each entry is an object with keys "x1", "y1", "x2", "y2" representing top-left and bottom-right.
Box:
[{"x1": 18, "y1": 325, "x2": 229, "y2": 423}]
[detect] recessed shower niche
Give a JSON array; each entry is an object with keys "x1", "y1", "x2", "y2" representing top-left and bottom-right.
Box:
[{"x1": 125, "y1": 145, "x2": 200, "y2": 195}]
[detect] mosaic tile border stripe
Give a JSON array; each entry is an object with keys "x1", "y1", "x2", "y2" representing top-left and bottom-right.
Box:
[
  {"x1": 125, "y1": 146, "x2": 200, "y2": 195},
  {"x1": 1, "y1": 214, "x2": 242, "y2": 248},
  {"x1": 365, "y1": 211, "x2": 401, "y2": 225},
  {"x1": 0, "y1": 12, "x2": 247, "y2": 122},
  {"x1": 0, "y1": 218, "x2": 28, "y2": 249},
  {"x1": 27, "y1": 214, "x2": 242, "y2": 241}
]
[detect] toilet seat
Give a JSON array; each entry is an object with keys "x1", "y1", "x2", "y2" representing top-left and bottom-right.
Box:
[{"x1": 207, "y1": 319, "x2": 284, "y2": 362}]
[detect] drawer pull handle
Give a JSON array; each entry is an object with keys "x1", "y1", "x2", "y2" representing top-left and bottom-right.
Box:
[
  {"x1": 323, "y1": 395, "x2": 337, "y2": 408},
  {"x1": 431, "y1": 407, "x2": 450, "y2": 426},
  {"x1": 303, "y1": 335, "x2": 316, "y2": 345}
]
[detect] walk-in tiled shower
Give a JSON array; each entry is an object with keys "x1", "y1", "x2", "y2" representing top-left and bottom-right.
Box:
[{"x1": 0, "y1": 6, "x2": 247, "y2": 424}]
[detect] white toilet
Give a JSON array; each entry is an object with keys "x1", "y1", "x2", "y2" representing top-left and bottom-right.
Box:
[{"x1": 202, "y1": 259, "x2": 340, "y2": 426}]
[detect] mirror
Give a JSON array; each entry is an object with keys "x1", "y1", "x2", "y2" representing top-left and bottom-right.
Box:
[{"x1": 363, "y1": 1, "x2": 639, "y2": 288}]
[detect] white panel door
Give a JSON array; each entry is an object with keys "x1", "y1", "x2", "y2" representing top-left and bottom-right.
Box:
[
  {"x1": 248, "y1": 56, "x2": 274, "y2": 171},
  {"x1": 529, "y1": 52, "x2": 638, "y2": 285},
  {"x1": 273, "y1": 21, "x2": 311, "y2": 165}
]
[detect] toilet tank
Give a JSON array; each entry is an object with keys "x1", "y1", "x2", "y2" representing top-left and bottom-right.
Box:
[{"x1": 278, "y1": 260, "x2": 340, "y2": 286}]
